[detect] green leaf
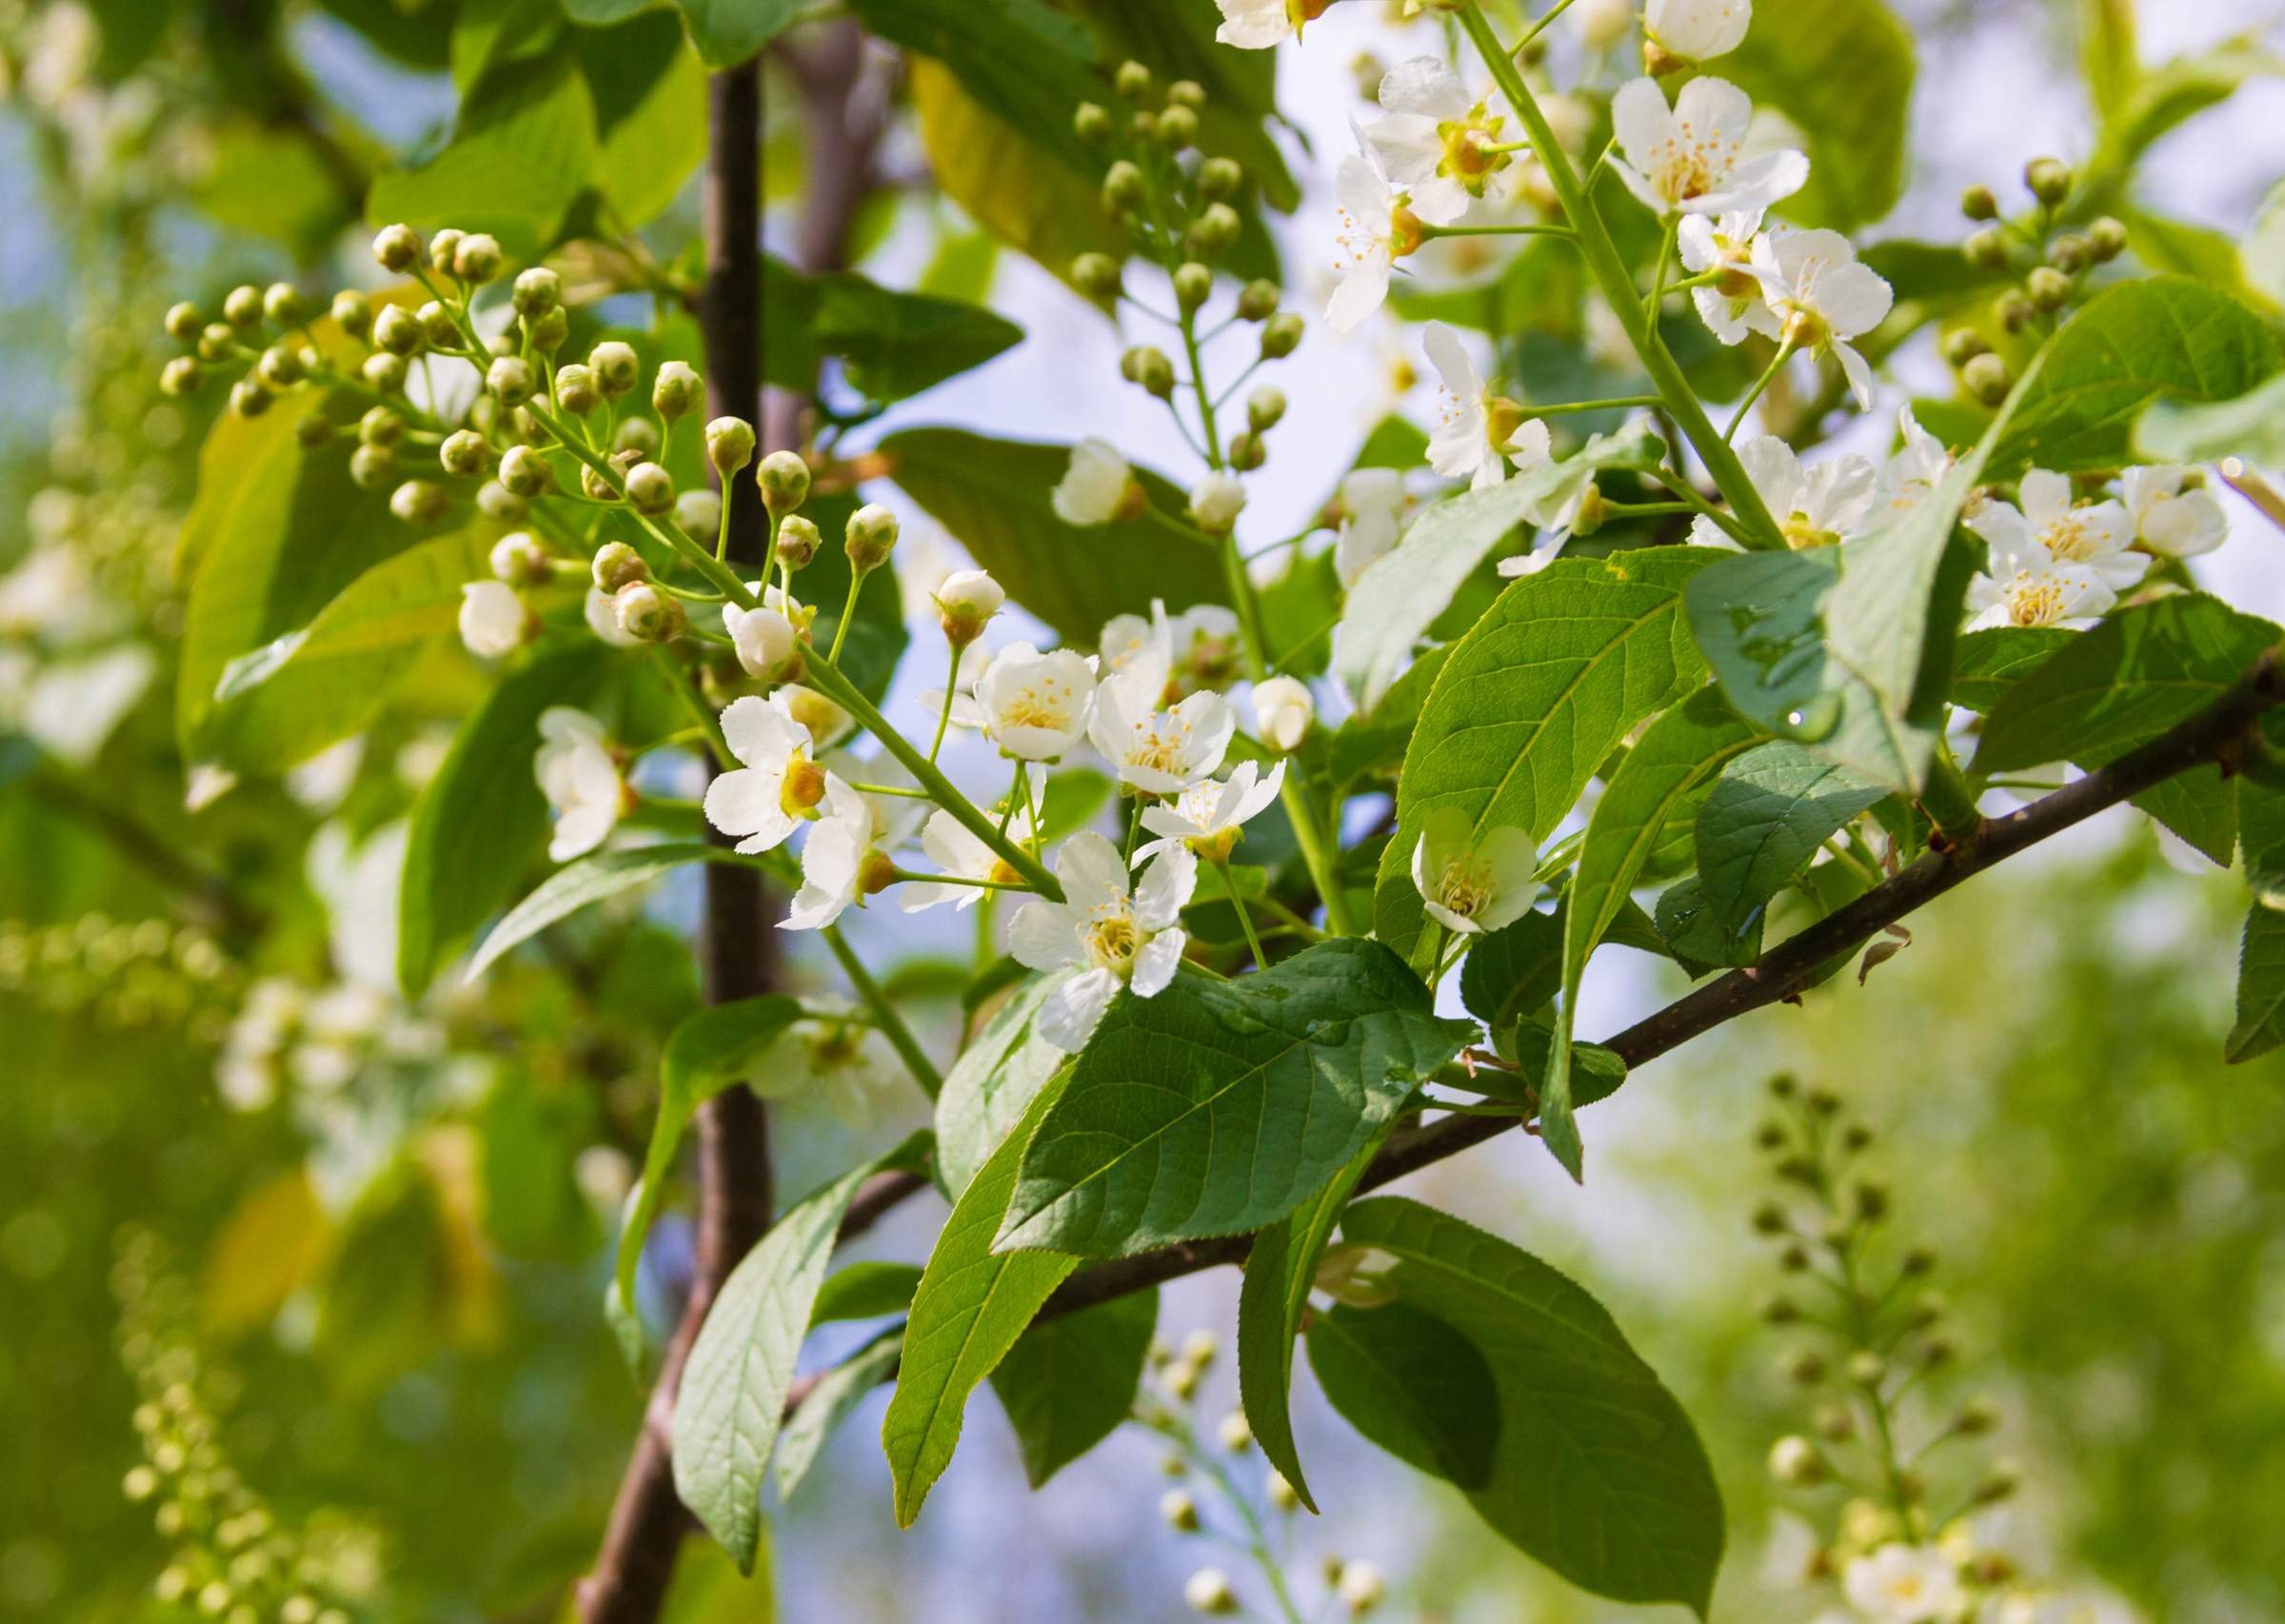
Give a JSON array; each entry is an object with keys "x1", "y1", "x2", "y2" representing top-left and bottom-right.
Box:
[
  {"x1": 2079, "y1": 0, "x2": 2140, "y2": 113},
  {"x1": 467, "y1": 842, "x2": 731, "y2": 980},
  {"x1": 196, "y1": 527, "x2": 489, "y2": 775},
  {"x1": 884, "y1": 1075, "x2": 1078, "y2": 1526},
  {"x1": 879, "y1": 428, "x2": 1226, "y2": 644},
  {"x1": 1307, "y1": 1299, "x2": 1500, "y2": 1491},
  {"x1": 2097, "y1": 39, "x2": 2284, "y2": 171},
  {"x1": 763, "y1": 258, "x2": 1024, "y2": 405},
  {"x1": 1718, "y1": 0, "x2": 1914, "y2": 230},
  {"x1": 193, "y1": 121, "x2": 358, "y2": 256},
  {"x1": 2137, "y1": 372, "x2": 2285, "y2": 470},
  {"x1": 848, "y1": 0, "x2": 1097, "y2": 167},
  {"x1": 1333, "y1": 431, "x2": 1656, "y2": 712},
  {"x1": 996, "y1": 941, "x2": 1475, "y2": 1258},
  {"x1": 666, "y1": 0, "x2": 806, "y2": 67},
  {"x1": 773, "y1": 1330, "x2": 902, "y2": 1503},
  {"x1": 990, "y1": 1289, "x2": 1157, "y2": 1488},
  {"x1": 1459, "y1": 905, "x2": 1564, "y2": 1049},
  {"x1": 610, "y1": 996, "x2": 806, "y2": 1372},
  {"x1": 576, "y1": 10, "x2": 707, "y2": 228},
  {"x1": 1543, "y1": 691, "x2": 1763, "y2": 1178},
  {"x1": 674, "y1": 1143, "x2": 915, "y2": 1572},
  {"x1": 1694, "y1": 743, "x2": 1887, "y2": 942},
  {"x1": 1328, "y1": 1198, "x2": 1725, "y2": 1615},
  {"x1": 1328, "y1": 645, "x2": 1450, "y2": 793},
  {"x1": 2241, "y1": 777, "x2": 2285, "y2": 907},
  {"x1": 1236, "y1": 1132, "x2": 1389, "y2": 1514},
  {"x1": 1376, "y1": 548, "x2": 1713, "y2": 963},
  {"x1": 2228, "y1": 905, "x2": 2285, "y2": 1062},
  {"x1": 398, "y1": 642, "x2": 618, "y2": 996},
  {"x1": 811, "y1": 1261, "x2": 924, "y2": 1326},
  {"x1": 1948, "y1": 626, "x2": 2076, "y2": 712},
  {"x1": 365, "y1": 44, "x2": 599, "y2": 260},
  {"x1": 935, "y1": 971, "x2": 1075, "y2": 1198},
  {"x1": 1986, "y1": 276, "x2": 2281, "y2": 479}
]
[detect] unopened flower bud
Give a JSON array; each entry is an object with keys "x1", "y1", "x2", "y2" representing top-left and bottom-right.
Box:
[
  {"x1": 1960, "y1": 183, "x2": 1998, "y2": 222},
  {"x1": 488, "y1": 531, "x2": 550, "y2": 585},
  {"x1": 228, "y1": 379, "x2": 272, "y2": 418},
  {"x1": 160, "y1": 356, "x2": 203, "y2": 396},
  {"x1": 1114, "y1": 59, "x2": 1153, "y2": 102},
  {"x1": 196, "y1": 322, "x2": 235, "y2": 362},
  {"x1": 1759, "y1": 1292, "x2": 1799, "y2": 1325},
  {"x1": 706, "y1": 415, "x2": 756, "y2": 475},
  {"x1": 451, "y1": 232, "x2": 504, "y2": 283},
  {"x1": 1166, "y1": 78, "x2": 1205, "y2": 110},
  {"x1": 1973, "y1": 1460, "x2": 2020, "y2": 1504},
  {"x1": 1844, "y1": 1350, "x2": 1888, "y2": 1388},
  {"x1": 1261, "y1": 310, "x2": 1303, "y2": 359},
  {"x1": 625, "y1": 460, "x2": 674, "y2": 515},
  {"x1": 591, "y1": 542, "x2": 649, "y2": 594},
  {"x1": 1074, "y1": 100, "x2": 1113, "y2": 144},
  {"x1": 425, "y1": 228, "x2": 465, "y2": 276},
  {"x1": 615, "y1": 582, "x2": 686, "y2": 643},
  {"x1": 1246, "y1": 386, "x2": 1286, "y2": 433},
  {"x1": 499, "y1": 444, "x2": 553, "y2": 498},
  {"x1": 588, "y1": 340, "x2": 640, "y2": 397},
  {"x1": 476, "y1": 482, "x2": 528, "y2": 525},
  {"x1": 372, "y1": 223, "x2": 422, "y2": 272},
  {"x1": 165, "y1": 301, "x2": 204, "y2": 342},
  {"x1": 1123, "y1": 345, "x2": 1176, "y2": 399},
  {"x1": 372, "y1": 305, "x2": 423, "y2": 357},
  {"x1": 1160, "y1": 1489, "x2": 1199, "y2": 1532},
  {"x1": 1072, "y1": 252, "x2": 1123, "y2": 301},
  {"x1": 1954, "y1": 1396, "x2": 2000, "y2": 1436},
  {"x1": 1786, "y1": 1349, "x2": 1827, "y2": 1385},
  {"x1": 438, "y1": 428, "x2": 491, "y2": 477},
  {"x1": 349, "y1": 444, "x2": 398, "y2": 489},
  {"x1": 2024, "y1": 157, "x2": 2071, "y2": 206},
  {"x1": 727, "y1": 604, "x2": 802, "y2": 683},
  {"x1": 1750, "y1": 1199, "x2": 1790, "y2": 1235},
  {"x1": 1228, "y1": 431, "x2": 1266, "y2": 471},
  {"x1": 1187, "y1": 202, "x2": 1242, "y2": 260},
  {"x1": 1940, "y1": 328, "x2": 1990, "y2": 367},
  {"x1": 583, "y1": 459, "x2": 625, "y2": 503},
  {"x1": 2088, "y1": 215, "x2": 2129, "y2": 263},
  {"x1": 1815, "y1": 1403, "x2": 1857, "y2": 1442},
  {"x1": 936, "y1": 569, "x2": 1003, "y2": 646},
  {"x1": 1266, "y1": 1471, "x2": 1299, "y2": 1512},
  {"x1": 1180, "y1": 1329, "x2": 1217, "y2": 1367},
  {"x1": 1188, "y1": 471, "x2": 1246, "y2": 533},
  {"x1": 1235, "y1": 281, "x2": 1280, "y2": 325},
  {"x1": 1200, "y1": 157, "x2": 1243, "y2": 204},
  {"x1": 2047, "y1": 232, "x2": 2091, "y2": 273},
  {"x1": 329, "y1": 289, "x2": 373, "y2": 340},
  {"x1": 758, "y1": 448, "x2": 809, "y2": 513},
  {"x1": 1997, "y1": 290, "x2": 2037, "y2": 333},
  {"x1": 1174, "y1": 262, "x2": 1214, "y2": 311},
  {"x1": 296, "y1": 411, "x2": 334, "y2": 446},
  {"x1": 1252, "y1": 674, "x2": 1313, "y2": 752},
  {"x1": 1768, "y1": 1435, "x2": 1827, "y2": 1486},
  {"x1": 652, "y1": 359, "x2": 702, "y2": 421},
  {"x1": 1900, "y1": 1245, "x2": 1936, "y2": 1276},
  {"x1": 527, "y1": 305, "x2": 568, "y2": 353},
  {"x1": 415, "y1": 300, "x2": 456, "y2": 347},
  {"x1": 487, "y1": 355, "x2": 536, "y2": 406},
  {"x1": 389, "y1": 479, "x2": 447, "y2": 524},
  {"x1": 1336, "y1": 1561, "x2": 1385, "y2": 1615},
  {"x1": 844, "y1": 503, "x2": 900, "y2": 571},
  {"x1": 675, "y1": 487, "x2": 723, "y2": 540},
  {"x1": 554, "y1": 363, "x2": 600, "y2": 415},
  {"x1": 261, "y1": 283, "x2": 305, "y2": 327},
  {"x1": 1964, "y1": 351, "x2": 2013, "y2": 406},
  {"x1": 1103, "y1": 160, "x2": 1147, "y2": 213},
  {"x1": 1963, "y1": 228, "x2": 2009, "y2": 270},
  {"x1": 1183, "y1": 1570, "x2": 1238, "y2": 1615},
  {"x1": 2027, "y1": 265, "x2": 2072, "y2": 312},
  {"x1": 511, "y1": 266, "x2": 561, "y2": 317},
  {"x1": 774, "y1": 513, "x2": 822, "y2": 571},
  {"x1": 223, "y1": 284, "x2": 264, "y2": 327},
  {"x1": 1157, "y1": 104, "x2": 1200, "y2": 149},
  {"x1": 1217, "y1": 1412, "x2": 1252, "y2": 1453}
]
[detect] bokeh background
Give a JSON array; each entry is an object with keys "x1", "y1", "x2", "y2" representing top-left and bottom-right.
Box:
[{"x1": 3, "y1": 0, "x2": 2282, "y2": 1619}]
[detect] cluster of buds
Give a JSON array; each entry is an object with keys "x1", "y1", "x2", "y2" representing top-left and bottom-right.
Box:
[
  {"x1": 1750, "y1": 1078, "x2": 2025, "y2": 1603},
  {"x1": 1951, "y1": 159, "x2": 2127, "y2": 405}
]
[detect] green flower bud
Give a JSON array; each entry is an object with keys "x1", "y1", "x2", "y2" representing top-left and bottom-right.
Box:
[
  {"x1": 589, "y1": 340, "x2": 640, "y2": 396},
  {"x1": 389, "y1": 479, "x2": 447, "y2": 524},
  {"x1": 1939, "y1": 327, "x2": 1989, "y2": 367},
  {"x1": 844, "y1": 502, "x2": 900, "y2": 571},
  {"x1": 418, "y1": 300, "x2": 458, "y2": 347},
  {"x1": 1103, "y1": 160, "x2": 1147, "y2": 213},
  {"x1": 625, "y1": 460, "x2": 675, "y2": 515},
  {"x1": 1816, "y1": 1402, "x2": 1857, "y2": 1442},
  {"x1": 1130, "y1": 109, "x2": 1159, "y2": 143},
  {"x1": 349, "y1": 444, "x2": 399, "y2": 489},
  {"x1": 262, "y1": 283, "x2": 306, "y2": 327},
  {"x1": 2024, "y1": 156, "x2": 2071, "y2": 207},
  {"x1": 1072, "y1": 252, "x2": 1124, "y2": 301},
  {"x1": 196, "y1": 322, "x2": 235, "y2": 362},
  {"x1": 487, "y1": 354, "x2": 536, "y2": 406},
  {"x1": 1227, "y1": 430, "x2": 1265, "y2": 471},
  {"x1": 1960, "y1": 184, "x2": 1998, "y2": 222},
  {"x1": 1963, "y1": 228, "x2": 2009, "y2": 270},
  {"x1": 487, "y1": 329, "x2": 521, "y2": 359},
  {"x1": 511, "y1": 266, "x2": 561, "y2": 316},
  {"x1": 165, "y1": 301, "x2": 204, "y2": 342},
  {"x1": 1973, "y1": 1461, "x2": 2020, "y2": 1505},
  {"x1": 1074, "y1": 101, "x2": 1113, "y2": 144},
  {"x1": 439, "y1": 429, "x2": 492, "y2": 477},
  {"x1": 357, "y1": 405, "x2": 404, "y2": 446},
  {"x1": 228, "y1": 379, "x2": 272, "y2": 418},
  {"x1": 527, "y1": 306, "x2": 568, "y2": 354},
  {"x1": 1114, "y1": 59, "x2": 1153, "y2": 103},
  {"x1": 223, "y1": 285, "x2": 263, "y2": 327},
  {"x1": 1199, "y1": 156, "x2": 1243, "y2": 202},
  {"x1": 160, "y1": 356, "x2": 203, "y2": 396},
  {"x1": 614, "y1": 582, "x2": 686, "y2": 643},
  {"x1": 774, "y1": 513, "x2": 822, "y2": 571},
  {"x1": 1954, "y1": 1396, "x2": 2001, "y2": 1436},
  {"x1": 675, "y1": 487, "x2": 722, "y2": 539},
  {"x1": 706, "y1": 415, "x2": 757, "y2": 475},
  {"x1": 583, "y1": 458, "x2": 626, "y2": 503},
  {"x1": 451, "y1": 232, "x2": 504, "y2": 284},
  {"x1": 1236, "y1": 279, "x2": 1280, "y2": 322},
  {"x1": 2047, "y1": 232, "x2": 2091, "y2": 273},
  {"x1": 2088, "y1": 215, "x2": 2129, "y2": 263},
  {"x1": 372, "y1": 304, "x2": 424, "y2": 357},
  {"x1": 489, "y1": 530, "x2": 550, "y2": 585},
  {"x1": 1157, "y1": 104, "x2": 1199, "y2": 150},
  {"x1": 1186, "y1": 202, "x2": 1242, "y2": 260},
  {"x1": 1123, "y1": 345, "x2": 1176, "y2": 399},
  {"x1": 759, "y1": 448, "x2": 810, "y2": 514},
  {"x1": 653, "y1": 359, "x2": 704, "y2": 421},
  {"x1": 499, "y1": 444, "x2": 553, "y2": 498},
  {"x1": 546, "y1": 366, "x2": 594, "y2": 419},
  {"x1": 1997, "y1": 290, "x2": 2036, "y2": 333},
  {"x1": 427, "y1": 228, "x2": 466, "y2": 276},
  {"x1": 1844, "y1": 1350, "x2": 1888, "y2": 1388},
  {"x1": 255, "y1": 346, "x2": 304, "y2": 389},
  {"x1": 614, "y1": 415, "x2": 661, "y2": 458},
  {"x1": 476, "y1": 481, "x2": 528, "y2": 525},
  {"x1": 295, "y1": 410, "x2": 333, "y2": 443},
  {"x1": 372, "y1": 223, "x2": 422, "y2": 272},
  {"x1": 1173, "y1": 261, "x2": 1214, "y2": 311},
  {"x1": 329, "y1": 289, "x2": 373, "y2": 341},
  {"x1": 592, "y1": 541, "x2": 649, "y2": 593},
  {"x1": 1260, "y1": 310, "x2": 1303, "y2": 359},
  {"x1": 1246, "y1": 385, "x2": 1286, "y2": 432},
  {"x1": 2027, "y1": 266, "x2": 2072, "y2": 311},
  {"x1": 1166, "y1": 79, "x2": 1205, "y2": 110}
]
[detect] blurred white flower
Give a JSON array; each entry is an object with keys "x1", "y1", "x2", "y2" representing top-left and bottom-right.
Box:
[
  {"x1": 1609, "y1": 77, "x2": 1807, "y2": 217},
  {"x1": 1136, "y1": 760, "x2": 1286, "y2": 864},
  {"x1": 2121, "y1": 465, "x2": 2227, "y2": 558},
  {"x1": 1646, "y1": 0, "x2": 1752, "y2": 61},
  {"x1": 1189, "y1": 471, "x2": 1248, "y2": 534},
  {"x1": 1881, "y1": 406, "x2": 1957, "y2": 517},
  {"x1": 1337, "y1": 467, "x2": 1410, "y2": 587},
  {"x1": 1251, "y1": 675, "x2": 1315, "y2": 752},
  {"x1": 1574, "y1": 0, "x2": 1636, "y2": 51},
  {"x1": 1169, "y1": 604, "x2": 1246, "y2": 694},
  {"x1": 1009, "y1": 835, "x2": 1197, "y2": 1052},
  {"x1": 534, "y1": 707, "x2": 628, "y2": 862},
  {"x1": 584, "y1": 587, "x2": 643, "y2": 648},
  {"x1": 1748, "y1": 228, "x2": 1895, "y2": 408},
  {"x1": 1678, "y1": 208, "x2": 1771, "y2": 344},
  {"x1": 901, "y1": 795, "x2": 1039, "y2": 914},
  {"x1": 978, "y1": 643, "x2": 1097, "y2": 761},
  {"x1": 781, "y1": 775, "x2": 874, "y2": 932},
  {"x1": 458, "y1": 581, "x2": 531, "y2": 658},
  {"x1": 1053, "y1": 438, "x2": 1141, "y2": 525},
  {"x1": 1842, "y1": 1543, "x2": 1965, "y2": 1624},
  {"x1": 1691, "y1": 435, "x2": 1879, "y2": 551},
  {"x1": 1970, "y1": 470, "x2": 2145, "y2": 592},
  {"x1": 1091, "y1": 669, "x2": 1235, "y2": 796},
  {"x1": 1412, "y1": 807, "x2": 1540, "y2": 935}
]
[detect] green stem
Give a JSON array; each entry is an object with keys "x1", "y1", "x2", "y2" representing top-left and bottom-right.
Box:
[
  {"x1": 1218, "y1": 862, "x2": 1269, "y2": 971},
  {"x1": 1420, "y1": 222, "x2": 1576, "y2": 241},
  {"x1": 822, "y1": 925, "x2": 944, "y2": 1101},
  {"x1": 883, "y1": 867, "x2": 1033, "y2": 894},
  {"x1": 1725, "y1": 339, "x2": 1797, "y2": 443},
  {"x1": 828, "y1": 565, "x2": 866, "y2": 664},
  {"x1": 1528, "y1": 395, "x2": 1663, "y2": 415},
  {"x1": 1455, "y1": 1, "x2": 1787, "y2": 551},
  {"x1": 1518, "y1": 0, "x2": 1581, "y2": 50},
  {"x1": 848, "y1": 782, "x2": 934, "y2": 800},
  {"x1": 927, "y1": 642, "x2": 962, "y2": 764}
]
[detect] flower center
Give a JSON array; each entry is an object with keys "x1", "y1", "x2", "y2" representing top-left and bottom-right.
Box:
[
  {"x1": 1656, "y1": 124, "x2": 1735, "y2": 202},
  {"x1": 2007, "y1": 574, "x2": 2065, "y2": 627},
  {"x1": 1436, "y1": 855, "x2": 1497, "y2": 921},
  {"x1": 1781, "y1": 510, "x2": 1838, "y2": 550},
  {"x1": 1083, "y1": 906, "x2": 1140, "y2": 972},
  {"x1": 1388, "y1": 203, "x2": 1427, "y2": 258},
  {"x1": 1002, "y1": 683, "x2": 1075, "y2": 732},
  {"x1": 2039, "y1": 513, "x2": 2100, "y2": 562},
  {"x1": 780, "y1": 753, "x2": 825, "y2": 819},
  {"x1": 1439, "y1": 111, "x2": 1509, "y2": 184},
  {"x1": 1285, "y1": 0, "x2": 1333, "y2": 30}
]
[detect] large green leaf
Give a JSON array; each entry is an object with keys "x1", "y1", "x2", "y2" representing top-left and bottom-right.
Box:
[
  {"x1": 467, "y1": 842, "x2": 734, "y2": 980},
  {"x1": 878, "y1": 427, "x2": 1225, "y2": 644},
  {"x1": 884, "y1": 1075, "x2": 1077, "y2": 1526},
  {"x1": 1694, "y1": 743, "x2": 1888, "y2": 942},
  {"x1": 849, "y1": 0, "x2": 1097, "y2": 168},
  {"x1": 1459, "y1": 905, "x2": 1565, "y2": 1057},
  {"x1": 773, "y1": 1330, "x2": 902, "y2": 1503},
  {"x1": 399, "y1": 642, "x2": 619, "y2": 995},
  {"x1": 2137, "y1": 372, "x2": 2285, "y2": 470},
  {"x1": 365, "y1": 43, "x2": 599, "y2": 260},
  {"x1": 1542, "y1": 691, "x2": 1763, "y2": 1178},
  {"x1": 1326, "y1": 1199, "x2": 1725, "y2": 1615},
  {"x1": 763, "y1": 258, "x2": 1024, "y2": 405},
  {"x1": 1986, "y1": 276, "x2": 2280, "y2": 478},
  {"x1": 989, "y1": 1288, "x2": 1157, "y2": 1488},
  {"x1": 809, "y1": 1261, "x2": 924, "y2": 1326},
  {"x1": 1333, "y1": 432, "x2": 1655, "y2": 712},
  {"x1": 576, "y1": 10, "x2": 707, "y2": 228},
  {"x1": 197, "y1": 527, "x2": 488, "y2": 775},
  {"x1": 1376, "y1": 548, "x2": 1712, "y2": 962},
  {"x1": 666, "y1": 0, "x2": 806, "y2": 67},
  {"x1": 935, "y1": 971, "x2": 1073, "y2": 1198},
  {"x1": 2228, "y1": 905, "x2": 2285, "y2": 1062},
  {"x1": 1948, "y1": 626, "x2": 2075, "y2": 712},
  {"x1": 1307, "y1": 1299, "x2": 1500, "y2": 1491},
  {"x1": 1718, "y1": 0, "x2": 1914, "y2": 231},
  {"x1": 996, "y1": 941, "x2": 1474, "y2": 1258}
]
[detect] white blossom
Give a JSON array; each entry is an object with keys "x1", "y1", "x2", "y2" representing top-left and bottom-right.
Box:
[
  {"x1": 901, "y1": 794, "x2": 1039, "y2": 914},
  {"x1": 584, "y1": 586, "x2": 643, "y2": 648},
  {"x1": 1690, "y1": 435, "x2": 1879, "y2": 552},
  {"x1": 1678, "y1": 208, "x2": 1771, "y2": 344},
  {"x1": 1334, "y1": 1561, "x2": 1388, "y2": 1613},
  {"x1": 1646, "y1": 0, "x2": 1751, "y2": 61},
  {"x1": 1880, "y1": 406, "x2": 1957, "y2": 517},
  {"x1": 724, "y1": 584, "x2": 811, "y2": 683},
  {"x1": 1425, "y1": 321, "x2": 1551, "y2": 491},
  {"x1": 775, "y1": 683, "x2": 855, "y2": 752},
  {"x1": 534, "y1": 707, "x2": 628, "y2": 862},
  {"x1": 1573, "y1": 0, "x2": 1635, "y2": 51},
  {"x1": 1089, "y1": 669, "x2": 1236, "y2": 795},
  {"x1": 1609, "y1": 77, "x2": 1807, "y2": 218},
  {"x1": 1362, "y1": 59, "x2": 1509, "y2": 227},
  {"x1": 1411, "y1": 807, "x2": 1540, "y2": 935},
  {"x1": 1101, "y1": 602, "x2": 1176, "y2": 700},
  {"x1": 1969, "y1": 469, "x2": 2145, "y2": 592},
  {"x1": 978, "y1": 643, "x2": 1098, "y2": 761},
  {"x1": 935, "y1": 568, "x2": 1005, "y2": 634},
  {"x1": 1052, "y1": 438, "x2": 1139, "y2": 525},
  {"x1": 747, "y1": 1003, "x2": 900, "y2": 1126},
  {"x1": 1136, "y1": 761, "x2": 1287, "y2": 864},
  {"x1": 1327, "y1": 151, "x2": 1423, "y2": 336},
  {"x1": 2121, "y1": 465, "x2": 2228, "y2": 558},
  {"x1": 1747, "y1": 228, "x2": 1895, "y2": 408},
  {"x1": 781, "y1": 775, "x2": 875, "y2": 932},
  {"x1": 1336, "y1": 467, "x2": 1409, "y2": 587},
  {"x1": 458, "y1": 580, "x2": 531, "y2": 659},
  {"x1": 1008, "y1": 835, "x2": 1197, "y2": 1052},
  {"x1": 703, "y1": 696, "x2": 826, "y2": 855},
  {"x1": 1841, "y1": 1544, "x2": 1966, "y2": 1624},
  {"x1": 1965, "y1": 532, "x2": 2116, "y2": 631},
  {"x1": 1251, "y1": 675, "x2": 1315, "y2": 752},
  {"x1": 1213, "y1": 0, "x2": 1327, "y2": 50},
  {"x1": 1189, "y1": 471, "x2": 1248, "y2": 534}
]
